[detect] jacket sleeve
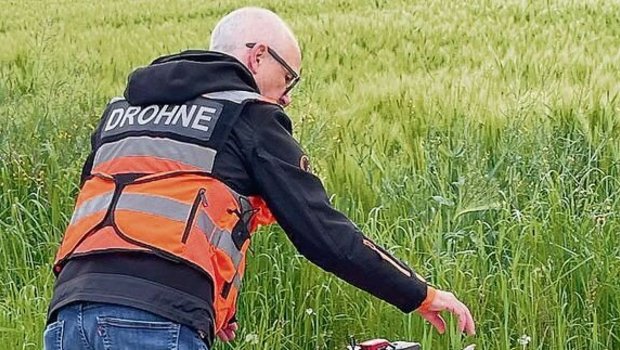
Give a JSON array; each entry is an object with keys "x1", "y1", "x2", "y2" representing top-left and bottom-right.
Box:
[{"x1": 246, "y1": 107, "x2": 430, "y2": 312}]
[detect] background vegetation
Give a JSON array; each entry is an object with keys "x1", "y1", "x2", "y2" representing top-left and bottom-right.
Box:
[{"x1": 1, "y1": 0, "x2": 619, "y2": 349}]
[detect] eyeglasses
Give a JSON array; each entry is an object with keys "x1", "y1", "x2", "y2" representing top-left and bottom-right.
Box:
[{"x1": 246, "y1": 42, "x2": 300, "y2": 96}]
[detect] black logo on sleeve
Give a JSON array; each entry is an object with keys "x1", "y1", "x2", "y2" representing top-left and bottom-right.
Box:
[{"x1": 299, "y1": 155, "x2": 312, "y2": 173}]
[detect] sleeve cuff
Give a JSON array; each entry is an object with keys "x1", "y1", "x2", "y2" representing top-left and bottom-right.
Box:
[{"x1": 416, "y1": 286, "x2": 437, "y2": 313}]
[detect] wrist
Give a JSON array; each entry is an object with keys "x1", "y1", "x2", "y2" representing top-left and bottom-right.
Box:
[{"x1": 417, "y1": 286, "x2": 437, "y2": 313}]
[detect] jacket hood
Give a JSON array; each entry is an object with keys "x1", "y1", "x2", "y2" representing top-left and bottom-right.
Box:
[{"x1": 124, "y1": 50, "x2": 259, "y2": 105}]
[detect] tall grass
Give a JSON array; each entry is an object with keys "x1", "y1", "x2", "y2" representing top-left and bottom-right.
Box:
[{"x1": 1, "y1": 0, "x2": 619, "y2": 349}]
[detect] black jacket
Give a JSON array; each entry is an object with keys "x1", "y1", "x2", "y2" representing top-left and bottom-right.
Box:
[{"x1": 49, "y1": 51, "x2": 429, "y2": 345}]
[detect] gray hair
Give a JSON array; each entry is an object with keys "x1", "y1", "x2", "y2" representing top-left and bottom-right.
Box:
[{"x1": 209, "y1": 7, "x2": 298, "y2": 60}]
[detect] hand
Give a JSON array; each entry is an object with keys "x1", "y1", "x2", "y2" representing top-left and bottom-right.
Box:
[
  {"x1": 417, "y1": 288, "x2": 476, "y2": 336},
  {"x1": 216, "y1": 322, "x2": 238, "y2": 342}
]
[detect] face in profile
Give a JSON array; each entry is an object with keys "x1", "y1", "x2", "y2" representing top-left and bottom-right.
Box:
[{"x1": 245, "y1": 42, "x2": 301, "y2": 107}]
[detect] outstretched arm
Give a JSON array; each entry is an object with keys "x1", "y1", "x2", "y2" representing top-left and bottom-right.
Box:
[{"x1": 245, "y1": 107, "x2": 474, "y2": 336}]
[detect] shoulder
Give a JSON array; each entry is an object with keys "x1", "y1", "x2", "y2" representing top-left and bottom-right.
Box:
[
  {"x1": 236, "y1": 101, "x2": 306, "y2": 166},
  {"x1": 239, "y1": 101, "x2": 293, "y2": 135}
]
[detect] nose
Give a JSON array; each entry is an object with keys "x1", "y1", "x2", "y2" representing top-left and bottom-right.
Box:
[{"x1": 278, "y1": 94, "x2": 292, "y2": 107}]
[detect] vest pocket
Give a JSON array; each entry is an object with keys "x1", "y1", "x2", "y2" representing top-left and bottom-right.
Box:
[
  {"x1": 182, "y1": 188, "x2": 207, "y2": 243},
  {"x1": 213, "y1": 289, "x2": 237, "y2": 332},
  {"x1": 211, "y1": 237, "x2": 237, "y2": 283},
  {"x1": 113, "y1": 191, "x2": 191, "y2": 255}
]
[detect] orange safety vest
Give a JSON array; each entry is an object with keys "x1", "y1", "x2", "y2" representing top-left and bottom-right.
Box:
[{"x1": 54, "y1": 90, "x2": 276, "y2": 334}]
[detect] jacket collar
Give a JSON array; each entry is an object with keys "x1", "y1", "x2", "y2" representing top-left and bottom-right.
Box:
[{"x1": 124, "y1": 50, "x2": 259, "y2": 106}]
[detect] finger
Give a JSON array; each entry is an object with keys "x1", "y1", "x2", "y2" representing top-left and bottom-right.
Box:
[
  {"x1": 229, "y1": 322, "x2": 239, "y2": 332},
  {"x1": 219, "y1": 327, "x2": 236, "y2": 342},
  {"x1": 217, "y1": 330, "x2": 231, "y2": 342},
  {"x1": 452, "y1": 302, "x2": 475, "y2": 336},
  {"x1": 453, "y1": 300, "x2": 475, "y2": 336},
  {"x1": 455, "y1": 309, "x2": 464, "y2": 333},
  {"x1": 421, "y1": 311, "x2": 446, "y2": 334},
  {"x1": 463, "y1": 305, "x2": 476, "y2": 336},
  {"x1": 453, "y1": 303, "x2": 467, "y2": 333},
  {"x1": 224, "y1": 328, "x2": 235, "y2": 341},
  {"x1": 222, "y1": 331, "x2": 232, "y2": 342},
  {"x1": 442, "y1": 301, "x2": 466, "y2": 333},
  {"x1": 458, "y1": 309, "x2": 467, "y2": 334}
]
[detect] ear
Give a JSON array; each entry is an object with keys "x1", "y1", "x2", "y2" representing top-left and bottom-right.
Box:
[{"x1": 246, "y1": 43, "x2": 268, "y2": 75}]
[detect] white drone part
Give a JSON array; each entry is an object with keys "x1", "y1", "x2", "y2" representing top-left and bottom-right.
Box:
[{"x1": 391, "y1": 341, "x2": 421, "y2": 350}]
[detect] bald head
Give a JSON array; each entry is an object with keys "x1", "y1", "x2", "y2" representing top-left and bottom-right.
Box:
[
  {"x1": 209, "y1": 7, "x2": 300, "y2": 61},
  {"x1": 209, "y1": 7, "x2": 302, "y2": 107}
]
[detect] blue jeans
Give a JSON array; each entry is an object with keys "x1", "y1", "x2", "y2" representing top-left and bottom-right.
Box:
[{"x1": 43, "y1": 302, "x2": 209, "y2": 350}]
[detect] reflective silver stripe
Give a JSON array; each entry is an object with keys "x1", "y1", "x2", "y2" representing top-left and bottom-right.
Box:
[
  {"x1": 115, "y1": 193, "x2": 189, "y2": 222},
  {"x1": 210, "y1": 229, "x2": 242, "y2": 268},
  {"x1": 232, "y1": 273, "x2": 243, "y2": 289},
  {"x1": 204, "y1": 90, "x2": 263, "y2": 104},
  {"x1": 196, "y1": 211, "x2": 215, "y2": 236},
  {"x1": 70, "y1": 191, "x2": 114, "y2": 225},
  {"x1": 116, "y1": 194, "x2": 218, "y2": 237},
  {"x1": 93, "y1": 136, "x2": 217, "y2": 172},
  {"x1": 220, "y1": 233, "x2": 242, "y2": 267},
  {"x1": 210, "y1": 228, "x2": 222, "y2": 246}
]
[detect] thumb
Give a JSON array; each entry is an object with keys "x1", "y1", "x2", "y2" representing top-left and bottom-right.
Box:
[{"x1": 420, "y1": 311, "x2": 446, "y2": 334}]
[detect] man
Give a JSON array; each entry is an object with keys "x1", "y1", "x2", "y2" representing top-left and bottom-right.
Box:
[{"x1": 44, "y1": 7, "x2": 475, "y2": 350}]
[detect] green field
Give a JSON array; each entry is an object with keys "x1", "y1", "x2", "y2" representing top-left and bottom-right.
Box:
[{"x1": 1, "y1": 0, "x2": 619, "y2": 349}]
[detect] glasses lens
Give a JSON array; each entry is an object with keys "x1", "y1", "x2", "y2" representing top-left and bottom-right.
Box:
[{"x1": 284, "y1": 77, "x2": 300, "y2": 95}]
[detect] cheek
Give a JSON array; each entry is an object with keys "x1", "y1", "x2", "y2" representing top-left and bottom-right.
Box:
[
  {"x1": 270, "y1": 71, "x2": 287, "y2": 88},
  {"x1": 265, "y1": 66, "x2": 287, "y2": 88},
  {"x1": 255, "y1": 71, "x2": 274, "y2": 92},
  {"x1": 256, "y1": 66, "x2": 287, "y2": 96},
  {"x1": 265, "y1": 70, "x2": 286, "y2": 90}
]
